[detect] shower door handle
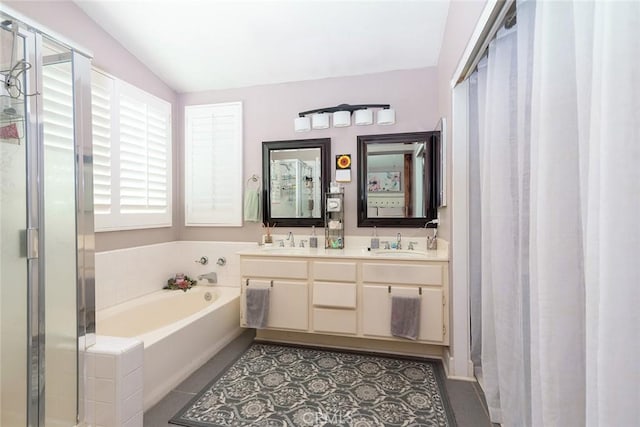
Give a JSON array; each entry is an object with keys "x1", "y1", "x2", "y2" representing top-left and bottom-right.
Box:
[{"x1": 26, "y1": 227, "x2": 39, "y2": 259}]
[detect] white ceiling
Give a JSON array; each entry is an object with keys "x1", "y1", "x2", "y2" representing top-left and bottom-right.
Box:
[{"x1": 75, "y1": 0, "x2": 450, "y2": 93}]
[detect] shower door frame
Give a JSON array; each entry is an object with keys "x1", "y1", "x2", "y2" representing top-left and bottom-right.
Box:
[{"x1": 2, "y1": 10, "x2": 95, "y2": 426}]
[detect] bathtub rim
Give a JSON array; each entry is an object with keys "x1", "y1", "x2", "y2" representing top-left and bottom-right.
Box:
[{"x1": 96, "y1": 285, "x2": 240, "y2": 348}]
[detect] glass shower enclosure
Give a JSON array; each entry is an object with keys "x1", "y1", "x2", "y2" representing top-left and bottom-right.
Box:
[{"x1": 0, "y1": 10, "x2": 94, "y2": 427}]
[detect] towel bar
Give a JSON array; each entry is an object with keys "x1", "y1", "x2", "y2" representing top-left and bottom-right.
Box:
[
  {"x1": 387, "y1": 286, "x2": 422, "y2": 296},
  {"x1": 245, "y1": 279, "x2": 273, "y2": 287}
]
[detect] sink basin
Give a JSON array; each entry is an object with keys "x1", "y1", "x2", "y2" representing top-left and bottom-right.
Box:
[{"x1": 372, "y1": 250, "x2": 430, "y2": 258}]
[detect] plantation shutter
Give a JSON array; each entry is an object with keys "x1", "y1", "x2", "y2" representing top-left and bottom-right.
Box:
[
  {"x1": 91, "y1": 71, "x2": 172, "y2": 231},
  {"x1": 91, "y1": 70, "x2": 113, "y2": 215},
  {"x1": 118, "y1": 84, "x2": 169, "y2": 215},
  {"x1": 185, "y1": 102, "x2": 243, "y2": 226},
  {"x1": 42, "y1": 63, "x2": 74, "y2": 151}
]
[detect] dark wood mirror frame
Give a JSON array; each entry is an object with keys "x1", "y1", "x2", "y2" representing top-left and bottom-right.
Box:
[
  {"x1": 357, "y1": 132, "x2": 440, "y2": 228},
  {"x1": 262, "y1": 138, "x2": 331, "y2": 227}
]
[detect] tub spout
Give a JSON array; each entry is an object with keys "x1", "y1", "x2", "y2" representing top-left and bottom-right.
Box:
[{"x1": 197, "y1": 272, "x2": 218, "y2": 284}]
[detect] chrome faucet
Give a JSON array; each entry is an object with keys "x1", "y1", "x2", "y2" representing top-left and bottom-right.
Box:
[
  {"x1": 408, "y1": 241, "x2": 418, "y2": 250},
  {"x1": 197, "y1": 272, "x2": 218, "y2": 284},
  {"x1": 287, "y1": 231, "x2": 295, "y2": 247},
  {"x1": 396, "y1": 233, "x2": 402, "y2": 250}
]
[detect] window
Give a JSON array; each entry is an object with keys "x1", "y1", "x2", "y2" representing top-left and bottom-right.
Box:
[
  {"x1": 185, "y1": 102, "x2": 243, "y2": 226},
  {"x1": 91, "y1": 70, "x2": 172, "y2": 231}
]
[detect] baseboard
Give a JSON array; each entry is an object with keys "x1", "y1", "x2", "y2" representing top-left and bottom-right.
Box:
[
  {"x1": 442, "y1": 347, "x2": 475, "y2": 381},
  {"x1": 255, "y1": 329, "x2": 444, "y2": 360}
]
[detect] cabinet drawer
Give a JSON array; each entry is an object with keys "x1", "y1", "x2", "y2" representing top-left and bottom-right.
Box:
[
  {"x1": 362, "y1": 263, "x2": 442, "y2": 286},
  {"x1": 241, "y1": 258, "x2": 307, "y2": 279},
  {"x1": 313, "y1": 308, "x2": 357, "y2": 334},
  {"x1": 312, "y1": 261, "x2": 357, "y2": 282},
  {"x1": 312, "y1": 282, "x2": 356, "y2": 308}
]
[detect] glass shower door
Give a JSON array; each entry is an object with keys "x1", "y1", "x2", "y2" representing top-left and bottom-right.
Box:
[
  {"x1": 0, "y1": 23, "x2": 29, "y2": 427},
  {"x1": 41, "y1": 36, "x2": 78, "y2": 427}
]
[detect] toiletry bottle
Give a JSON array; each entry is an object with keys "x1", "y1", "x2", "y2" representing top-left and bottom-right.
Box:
[
  {"x1": 310, "y1": 226, "x2": 318, "y2": 248},
  {"x1": 370, "y1": 226, "x2": 380, "y2": 249}
]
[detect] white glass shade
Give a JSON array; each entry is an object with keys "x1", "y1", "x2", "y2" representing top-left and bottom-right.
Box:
[
  {"x1": 354, "y1": 109, "x2": 373, "y2": 125},
  {"x1": 294, "y1": 116, "x2": 311, "y2": 132},
  {"x1": 377, "y1": 108, "x2": 396, "y2": 125},
  {"x1": 311, "y1": 113, "x2": 330, "y2": 129},
  {"x1": 332, "y1": 110, "x2": 351, "y2": 127}
]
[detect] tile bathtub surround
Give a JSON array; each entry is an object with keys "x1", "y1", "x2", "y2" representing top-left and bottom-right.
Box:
[
  {"x1": 95, "y1": 241, "x2": 256, "y2": 310},
  {"x1": 84, "y1": 336, "x2": 144, "y2": 427}
]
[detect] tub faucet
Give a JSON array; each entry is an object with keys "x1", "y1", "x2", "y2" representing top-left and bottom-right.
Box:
[
  {"x1": 287, "y1": 231, "x2": 295, "y2": 247},
  {"x1": 197, "y1": 272, "x2": 218, "y2": 284}
]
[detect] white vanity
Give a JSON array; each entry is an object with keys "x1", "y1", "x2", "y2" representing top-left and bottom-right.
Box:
[{"x1": 238, "y1": 244, "x2": 449, "y2": 358}]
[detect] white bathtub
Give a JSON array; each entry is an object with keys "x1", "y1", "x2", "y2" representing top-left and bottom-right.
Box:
[{"x1": 96, "y1": 286, "x2": 242, "y2": 411}]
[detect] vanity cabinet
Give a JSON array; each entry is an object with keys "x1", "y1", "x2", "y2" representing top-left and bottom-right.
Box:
[
  {"x1": 239, "y1": 252, "x2": 449, "y2": 347},
  {"x1": 240, "y1": 259, "x2": 309, "y2": 331}
]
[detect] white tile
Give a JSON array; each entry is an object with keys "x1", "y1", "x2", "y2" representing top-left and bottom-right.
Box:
[
  {"x1": 121, "y1": 389, "x2": 143, "y2": 423},
  {"x1": 120, "y1": 342, "x2": 143, "y2": 377},
  {"x1": 122, "y1": 411, "x2": 143, "y2": 427},
  {"x1": 86, "y1": 377, "x2": 96, "y2": 400},
  {"x1": 85, "y1": 352, "x2": 96, "y2": 378},
  {"x1": 122, "y1": 367, "x2": 143, "y2": 400},
  {"x1": 94, "y1": 378, "x2": 116, "y2": 403},
  {"x1": 95, "y1": 401, "x2": 115, "y2": 427},
  {"x1": 84, "y1": 399, "x2": 95, "y2": 426},
  {"x1": 94, "y1": 354, "x2": 116, "y2": 379}
]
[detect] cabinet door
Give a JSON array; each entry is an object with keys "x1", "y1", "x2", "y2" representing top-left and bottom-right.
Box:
[
  {"x1": 362, "y1": 285, "x2": 444, "y2": 343},
  {"x1": 268, "y1": 280, "x2": 308, "y2": 331}
]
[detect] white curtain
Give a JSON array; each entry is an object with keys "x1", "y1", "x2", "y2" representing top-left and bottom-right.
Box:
[{"x1": 470, "y1": 0, "x2": 640, "y2": 425}]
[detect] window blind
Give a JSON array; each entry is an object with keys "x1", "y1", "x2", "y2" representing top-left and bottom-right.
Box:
[
  {"x1": 42, "y1": 63, "x2": 74, "y2": 151},
  {"x1": 91, "y1": 70, "x2": 113, "y2": 215},
  {"x1": 91, "y1": 71, "x2": 172, "y2": 231},
  {"x1": 185, "y1": 102, "x2": 243, "y2": 226}
]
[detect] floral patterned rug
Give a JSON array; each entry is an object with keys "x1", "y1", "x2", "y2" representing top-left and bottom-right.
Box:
[{"x1": 170, "y1": 343, "x2": 456, "y2": 427}]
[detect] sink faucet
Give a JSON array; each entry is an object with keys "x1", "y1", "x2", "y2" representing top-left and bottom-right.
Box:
[
  {"x1": 287, "y1": 231, "x2": 295, "y2": 247},
  {"x1": 396, "y1": 233, "x2": 402, "y2": 250},
  {"x1": 197, "y1": 271, "x2": 218, "y2": 284}
]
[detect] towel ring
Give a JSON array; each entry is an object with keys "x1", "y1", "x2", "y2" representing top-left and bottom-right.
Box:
[{"x1": 246, "y1": 174, "x2": 260, "y2": 188}]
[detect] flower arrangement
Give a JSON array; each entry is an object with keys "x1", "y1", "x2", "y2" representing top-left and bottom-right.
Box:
[{"x1": 164, "y1": 273, "x2": 197, "y2": 292}]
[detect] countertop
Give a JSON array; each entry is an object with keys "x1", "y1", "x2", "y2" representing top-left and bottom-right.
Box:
[{"x1": 237, "y1": 246, "x2": 449, "y2": 261}]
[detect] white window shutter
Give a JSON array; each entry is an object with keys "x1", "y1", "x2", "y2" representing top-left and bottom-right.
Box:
[
  {"x1": 91, "y1": 70, "x2": 113, "y2": 215},
  {"x1": 42, "y1": 63, "x2": 74, "y2": 151},
  {"x1": 185, "y1": 102, "x2": 243, "y2": 226},
  {"x1": 91, "y1": 71, "x2": 172, "y2": 231}
]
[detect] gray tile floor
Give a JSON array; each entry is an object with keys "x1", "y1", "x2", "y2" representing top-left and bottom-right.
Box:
[{"x1": 144, "y1": 330, "x2": 495, "y2": 426}]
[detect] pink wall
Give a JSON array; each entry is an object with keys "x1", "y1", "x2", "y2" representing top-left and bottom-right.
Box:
[
  {"x1": 436, "y1": 0, "x2": 486, "y2": 241},
  {"x1": 4, "y1": 1, "x2": 180, "y2": 251},
  {"x1": 5, "y1": 0, "x2": 486, "y2": 248},
  {"x1": 177, "y1": 68, "x2": 440, "y2": 242}
]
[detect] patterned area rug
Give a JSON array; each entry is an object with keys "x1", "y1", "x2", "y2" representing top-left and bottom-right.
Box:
[{"x1": 170, "y1": 343, "x2": 456, "y2": 427}]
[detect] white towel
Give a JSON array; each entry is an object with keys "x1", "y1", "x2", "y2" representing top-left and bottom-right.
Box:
[{"x1": 244, "y1": 189, "x2": 261, "y2": 222}]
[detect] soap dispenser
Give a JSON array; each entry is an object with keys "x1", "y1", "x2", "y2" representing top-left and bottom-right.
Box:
[
  {"x1": 310, "y1": 226, "x2": 318, "y2": 248},
  {"x1": 370, "y1": 226, "x2": 380, "y2": 250}
]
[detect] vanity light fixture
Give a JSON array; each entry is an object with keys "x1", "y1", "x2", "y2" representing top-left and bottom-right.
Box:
[
  {"x1": 294, "y1": 116, "x2": 311, "y2": 132},
  {"x1": 294, "y1": 103, "x2": 394, "y2": 132},
  {"x1": 311, "y1": 112, "x2": 330, "y2": 129}
]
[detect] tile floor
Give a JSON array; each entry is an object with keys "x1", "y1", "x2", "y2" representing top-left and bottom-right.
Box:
[{"x1": 144, "y1": 330, "x2": 495, "y2": 427}]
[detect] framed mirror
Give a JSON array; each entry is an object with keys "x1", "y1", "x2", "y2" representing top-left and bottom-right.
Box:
[
  {"x1": 357, "y1": 132, "x2": 439, "y2": 227},
  {"x1": 262, "y1": 138, "x2": 331, "y2": 227}
]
